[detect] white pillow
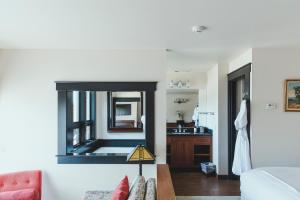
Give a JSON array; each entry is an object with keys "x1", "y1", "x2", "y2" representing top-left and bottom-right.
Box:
[
  {"x1": 144, "y1": 178, "x2": 156, "y2": 200},
  {"x1": 128, "y1": 175, "x2": 145, "y2": 200}
]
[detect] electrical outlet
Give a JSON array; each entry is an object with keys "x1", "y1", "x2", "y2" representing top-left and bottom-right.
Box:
[{"x1": 265, "y1": 103, "x2": 277, "y2": 110}]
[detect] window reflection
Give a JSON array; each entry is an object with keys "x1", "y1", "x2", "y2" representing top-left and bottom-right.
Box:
[
  {"x1": 85, "y1": 125, "x2": 91, "y2": 140},
  {"x1": 73, "y1": 91, "x2": 79, "y2": 122},
  {"x1": 69, "y1": 91, "x2": 146, "y2": 152},
  {"x1": 71, "y1": 91, "x2": 94, "y2": 148},
  {"x1": 73, "y1": 128, "x2": 80, "y2": 146},
  {"x1": 86, "y1": 91, "x2": 90, "y2": 120}
]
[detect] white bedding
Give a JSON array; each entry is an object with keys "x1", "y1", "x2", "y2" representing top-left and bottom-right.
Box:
[{"x1": 241, "y1": 167, "x2": 300, "y2": 200}]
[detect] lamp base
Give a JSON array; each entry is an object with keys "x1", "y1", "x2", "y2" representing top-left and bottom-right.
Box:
[{"x1": 139, "y1": 162, "x2": 142, "y2": 176}]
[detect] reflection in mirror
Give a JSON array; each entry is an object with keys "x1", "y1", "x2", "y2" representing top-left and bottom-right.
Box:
[
  {"x1": 85, "y1": 91, "x2": 91, "y2": 140},
  {"x1": 73, "y1": 91, "x2": 80, "y2": 122},
  {"x1": 68, "y1": 90, "x2": 145, "y2": 154},
  {"x1": 107, "y1": 92, "x2": 144, "y2": 132},
  {"x1": 70, "y1": 91, "x2": 96, "y2": 148}
]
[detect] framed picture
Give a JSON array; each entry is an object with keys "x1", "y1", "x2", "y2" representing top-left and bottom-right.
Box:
[{"x1": 285, "y1": 79, "x2": 300, "y2": 112}]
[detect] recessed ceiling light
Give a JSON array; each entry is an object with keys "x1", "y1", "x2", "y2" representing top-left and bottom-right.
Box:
[{"x1": 192, "y1": 25, "x2": 207, "y2": 33}]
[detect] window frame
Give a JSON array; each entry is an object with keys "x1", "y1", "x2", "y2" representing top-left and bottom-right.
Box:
[
  {"x1": 70, "y1": 91, "x2": 96, "y2": 148},
  {"x1": 56, "y1": 81, "x2": 156, "y2": 164}
]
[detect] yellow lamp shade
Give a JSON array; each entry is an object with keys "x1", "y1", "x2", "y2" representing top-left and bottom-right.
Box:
[{"x1": 127, "y1": 145, "x2": 155, "y2": 161}]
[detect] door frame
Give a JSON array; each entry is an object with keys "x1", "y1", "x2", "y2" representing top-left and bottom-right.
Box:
[{"x1": 227, "y1": 63, "x2": 251, "y2": 177}]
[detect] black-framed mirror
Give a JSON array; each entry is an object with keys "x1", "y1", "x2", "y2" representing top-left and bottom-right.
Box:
[
  {"x1": 56, "y1": 82, "x2": 156, "y2": 164},
  {"x1": 107, "y1": 92, "x2": 144, "y2": 132}
]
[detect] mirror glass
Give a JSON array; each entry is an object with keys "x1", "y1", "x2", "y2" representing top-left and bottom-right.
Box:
[
  {"x1": 69, "y1": 91, "x2": 145, "y2": 150},
  {"x1": 107, "y1": 92, "x2": 144, "y2": 132}
]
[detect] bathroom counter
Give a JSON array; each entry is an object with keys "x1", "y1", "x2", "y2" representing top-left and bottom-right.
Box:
[
  {"x1": 167, "y1": 132, "x2": 212, "y2": 136},
  {"x1": 167, "y1": 134, "x2": 212, "y2": 170}
]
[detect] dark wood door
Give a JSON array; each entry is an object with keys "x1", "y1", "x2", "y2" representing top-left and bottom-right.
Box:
[{"x1": 228, "y1": 63, "x2": 251, "y2": 177}]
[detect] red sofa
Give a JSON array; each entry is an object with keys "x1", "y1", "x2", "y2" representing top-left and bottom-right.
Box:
[{"x1": 0, "y1": 170, "x2": 42, "y2": 200}]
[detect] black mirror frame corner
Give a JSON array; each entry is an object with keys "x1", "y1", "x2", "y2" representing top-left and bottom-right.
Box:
[{"x1": 56, "y1": 81, "x2": 157, "y2": 164}]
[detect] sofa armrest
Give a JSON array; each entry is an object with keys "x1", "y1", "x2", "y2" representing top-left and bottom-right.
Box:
[
  {"x1": 157, "y1": 164, "x2": 176, "y2": 200},
  {"x1": 0, "y1": 170, "x2": 41, "y2": 200}
]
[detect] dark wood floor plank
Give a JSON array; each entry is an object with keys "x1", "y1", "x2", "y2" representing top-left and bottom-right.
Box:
[{"x1": 171, "y1": 172, "x2": 240, "y2": 196}]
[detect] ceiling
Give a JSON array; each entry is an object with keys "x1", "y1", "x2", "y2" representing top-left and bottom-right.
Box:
[{"x1": 1, "y1": 0, "x2": 300, "y2": 70}]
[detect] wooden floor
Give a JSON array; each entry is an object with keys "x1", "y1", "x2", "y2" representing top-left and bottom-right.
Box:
[{"x1": 171, "y1": 172, "x2": 240, "y2": 196}]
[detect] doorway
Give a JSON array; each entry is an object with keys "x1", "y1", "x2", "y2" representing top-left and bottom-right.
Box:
[{"x1": 228, "y1": 63, "x2": 251, "y2": 177}]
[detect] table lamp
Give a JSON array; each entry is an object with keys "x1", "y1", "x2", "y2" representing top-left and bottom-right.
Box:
[{"x1": 127, "y1": 144, "x2": 155, "y2": 175}]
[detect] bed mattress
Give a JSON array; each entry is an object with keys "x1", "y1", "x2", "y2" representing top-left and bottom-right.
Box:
[{"x1": 241, "y1": 167, "x2": 300, "y2": 200}]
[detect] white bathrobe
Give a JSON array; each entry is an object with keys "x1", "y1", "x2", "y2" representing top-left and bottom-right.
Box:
[
  {"x1": 232, "y1": 100, "x2": 252, "y2": 175},
  {"x1": 192, "y1": 106, "x2": 200, "y2": 127}
]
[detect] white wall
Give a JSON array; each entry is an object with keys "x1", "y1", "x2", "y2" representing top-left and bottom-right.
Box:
[
  {"x1": 0, "y1": 50, "x2": 167, "y2": 200},
  {"x1": 251, "y1": 47, "x2": 300, "y2": 167},
  {"x1": 217, "y1": 63, "x2": 228, "y2": 175},
  {"x1": 166, "y1": 92, "x2": 198, "y2": 122},
  {"x1": 206, "y1": 65, "x2": 219, "y2": 171},
  {"x1": 206, "y1": 63, "x2": 228, "y2": 175},
  {"x1": 198, "y1": 89, "x2": 207, "y2": 126},
  {"x1": 229, "y1": 46, "x2": 300, "y2": 168},
  {"x1": 229, "y1": 49, "x2": 252, "y2": 73},
  {"x1": 167, "y1": 71, "x2": 207, "y2": 90},
  {"x1": 166, "y1": 71, "x2": 207, "y2": 125}
]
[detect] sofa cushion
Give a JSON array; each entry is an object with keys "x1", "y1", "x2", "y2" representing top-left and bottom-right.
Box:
[
  {"x1": 127, "y1": 176, "x2": 145, "y2": 200},
  {"x1": 129, "y1": 175, "x2": 138, "y2": 192},
  {"x1": 83, "y1": 191, "x2": 113, "y2": 200},
  {"x1": 0, "y1": 189, "x2": 35, "y2": 200},
  {"x1": 111, "y1": 176, "x2": 129, "y2": 200},
  {"x1": 144, "y1": 178, "x2": 156, "y2": 200}
]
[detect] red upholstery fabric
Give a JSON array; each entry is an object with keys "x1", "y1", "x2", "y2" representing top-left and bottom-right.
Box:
[
  {"x1": 0, "y1": 170, "x2": 41, "y2": 200},
  {"x1": 0, "y1": 188, "x2": 35, "y2": 200},
  {"x1": 111, "y1": 176, "x2": 129, "y2": 200}
]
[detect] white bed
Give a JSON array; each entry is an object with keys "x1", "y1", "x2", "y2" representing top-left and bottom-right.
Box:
[{"x1": 241, "y1": 167, "x2": 300, "y2": 200}]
